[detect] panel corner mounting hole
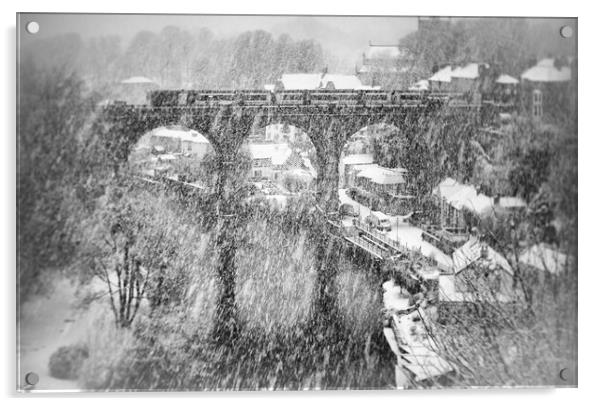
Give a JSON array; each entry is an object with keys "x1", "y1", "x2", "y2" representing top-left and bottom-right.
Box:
[
  {"x1": 26, "y1": 21, "x2": 39, "y2": 34},
  {"x1": 560, "y1": 25, "x2": 573, "y2": 38}
]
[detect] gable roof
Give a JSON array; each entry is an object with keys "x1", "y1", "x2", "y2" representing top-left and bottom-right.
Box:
[
  {"x1": 341, "y1": 154, "x2": 375, "y2": 166},
  {"x1": 278, "y1": 73, "x2": 369, "y2": 90},
  {"x1": 429, "y1": 66, "x2": 454, "y2": 83},
  {"x1": 452, "y1": 237, "x2": 513, "y2": 275},
  {"x1": 247, "y1": 143, "x2": 292, "y2": 166},
  {"x1": 321, "y1": 74, "x2": 364, "y2": 89},
  {"x1": 451, "y1": 63, "x2": 485, "y2": 79},
  {"x1": 519, "y1": 244, "x2": 569, "y2": 275},
  {"x1": 279, "y1": 74, "x2": 321, "y2": 90},
  {"x1": 496, "y1": 74, "x2": 520, "y2": 85},
  {"x1": 357, "y1": 165, "x2": 407, "y2": 185},
  {"x1": 521, "y1": 59, "x2": 571, "y2": 82},
  {"x1": 432, "y1": 178, "x2": 494, "y2": 215},
  {"x1": 152, "y1": 127, "x2": 210, "y2": 144}
]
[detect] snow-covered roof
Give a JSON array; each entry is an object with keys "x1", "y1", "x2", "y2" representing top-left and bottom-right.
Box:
[
  {"x1": 429, "y1": 63, "x2": 488, "y2": 83},
  {"x1": 408, "y1": 79, "x2": 429, "y2": 91},
  {"x1": 519, "y1": 244, "x2": 569, "y2": 275},
  {"x1": 521, "y1": 59, "x2": 571, "y2": 82},
  {"x1": 357, "y1": 165, "x2": 407, "y2": 185},
  {"x1": 497, "y1": 197, "x2": 526, "y2": 209},
  {"x1": 451, "y1": 63, "x2": 486, "y2": 80},
  {"x1": 152, "y1": 127, "x2": 210, "y2": 144},
  {"x1": 434, "y1": 178, "x2": 526, "y2": 217},
  {"x1": 370, "y1": 211, "x2": 390, "y2": 220},
  {"x1": 341, "y1": 154, "x2": 374, "y2": 166},
  {"x1": 264, "y1": 84, "x2": 276, "y2": 92},
  {"x1": 278, "y1": 73, "x2": 368, "y2": 90},
  {"x1": 320, "y1": 74, "x2": 364, "y2": 89},
  {"x1": 121, "y1": 76, "x2": 155, "y2": 84},
  {"x1": 433, "y1": 178, "x2": 493, "y2": 215},
  {"x1": 279, "y1": 74, "x2": 321, "y2": 90},
  {"x1": 247, "y1": 143, "x2": 292, "y2": 166},
  {"x1": 452, "y1": 237, "x2": 513, "y2": 275},
  {"x1": 365, "y1": 45, "x2": 401, "y2": 59},
  {"x1": 496, "y1": 74, "x2": 519, "y2": 85},
  {"x1": 429, "y1": 66, "x2": 454, "y2": 83}
]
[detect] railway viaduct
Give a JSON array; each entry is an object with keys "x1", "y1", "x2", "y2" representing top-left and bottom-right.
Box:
[{"x1": 96, "y1": 90, "x2": 484, "y2": 340}]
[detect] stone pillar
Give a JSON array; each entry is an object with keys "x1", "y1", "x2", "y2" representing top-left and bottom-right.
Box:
[
  {"x1": 212, "y1": 158, "x2": 240, "y2": 343},
  {"x1": 206, "y1": 107, "x2": 255, "y2": 344},
  {"x1": 307, "y1": 123, "x2": 346, "y2": 337}
]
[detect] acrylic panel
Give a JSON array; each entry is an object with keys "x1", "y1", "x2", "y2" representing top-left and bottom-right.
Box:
[{"x1": 16, "y1": 13, "x2": 577, "y2": 392}]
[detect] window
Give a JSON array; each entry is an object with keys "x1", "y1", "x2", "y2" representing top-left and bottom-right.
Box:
[{"x1": 532, "y1": 89, "x2": 543, "y2": 118}]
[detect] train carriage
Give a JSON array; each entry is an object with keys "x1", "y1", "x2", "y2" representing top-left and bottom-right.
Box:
[{"x1": 146, "y1": 89, "x2": 462, "y2": 108}]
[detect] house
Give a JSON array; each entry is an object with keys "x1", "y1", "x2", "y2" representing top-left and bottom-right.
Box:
[
  {"x1": 520, "y1": 58, "x2": 573, "y2": 120},
  {"x1": 432, "y1": 178, "x2": 494, "y2": 232},
  {"x1": 493, "y1": 74, "x2": 520, "y2": 104},
  {"x1": 149, "y1": 127, "x2": 212, "y2": 159},
  {"x1": 354, "y1": 165, "x2": 414, "y2": 215},
  {"x1": 254, "y1": 124, "x2": 306, "y2": 143},
  {"x1": 429, "y1": 63, "x2": 519, "y2": 107},
  {"x1": 449, "y1": 63, "x2": 489, "y2": 94},
  {"x1": 428, "y1": 66, "x2": 454, "y2": 92},
  {"x1": 356, "y1": 165, "x2": 408, "y2": 197},
  {"x1": 246, "y1": 143, "x2": 292, "y2": 180},
  {"x1": 438, "y1": 237, "x2": 515, "y2": 304},
  {"x1": 357, "y1": 44, "x2": 412, "y2": 88},
  {"x1": 338, "y1": 153, "x2": 375, "y2": 187},
  {"x1": 519, "y1": 243, "x2": 569, "y2": 277}
]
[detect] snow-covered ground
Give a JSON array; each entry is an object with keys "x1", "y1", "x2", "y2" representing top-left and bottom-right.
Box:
[
  {"x1": 18, "y1": 278, "x2": 94, "y2": 391},
  {"x1": 338, "y1": 188, "x2": 453, "y2": 268}
]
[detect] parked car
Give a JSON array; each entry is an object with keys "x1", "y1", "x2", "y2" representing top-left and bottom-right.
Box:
[
  {"x1": 366, "y1": 211, "x2": 392, "y2": 232},
  {"x1": 339, "y1": 203, "x2": 359, "y2": 217}
]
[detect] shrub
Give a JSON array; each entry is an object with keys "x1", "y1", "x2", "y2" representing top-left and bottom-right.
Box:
[{"x1": 48, "y1": 343, "x2": 89, "y2": 380}]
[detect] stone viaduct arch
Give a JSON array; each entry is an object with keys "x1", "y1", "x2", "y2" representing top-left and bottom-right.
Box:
[
  {"x1": 98, "y1": 103, "x2": 476, "y2": 211},
  {"x1": 96, "y1": 100, "x2": 482, "y2": 339}
]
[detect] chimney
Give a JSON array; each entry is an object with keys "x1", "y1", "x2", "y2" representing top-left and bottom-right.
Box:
[
  {"x1": 480, "y1": 244, "x2": 489, "y2": 259},
  {"x1": 321, "y1": 66, "x2": 328, "y2": 79}
]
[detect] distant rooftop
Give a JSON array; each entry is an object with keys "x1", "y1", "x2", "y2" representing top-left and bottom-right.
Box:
[
  {"x1": 246, "y1": 143, "x2": 292, "y2": 166},
  {"x1": 433, "y1": 178, "x2": 493, "y2": 215},
  {"x1": 519, "y1": 243, "x2": 569, "y2": 275},
  {"x1": 433, "y1": 178, "x2": 525, "y2": 217},
  {"x1": 357, "y1": 165, "x2": 407, "y2": 185},
  {"x1": 521, "y1": 58, "x2": 571, "y2": 83},
  {"x1": 452, "y1": 237, "x2": 513, "y2": 275},
  {"x1": 429, "y1": 66, "x2": 454, "y2": 83},
  {"x1": 429, "y1": 63, "x2": 489, "y2": 83},
  {"x1": 152, "y1": 127, "x2": 210, "y2": 144},
  {"x1": 120, "y1": 76, "x2": 156, "y2": 85},
  {"x1": 451, "y1": 63, "x2": 488, "y2": 80},
  {"x1": 496, "y1": 74, "x2": 520, "y2": 85},
  {"x1": 277, "y1": 73, "x2": 378, "y2": 90},
  {"x1": 340, "y1": 154, "x2": 374, "y2": 166}
]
